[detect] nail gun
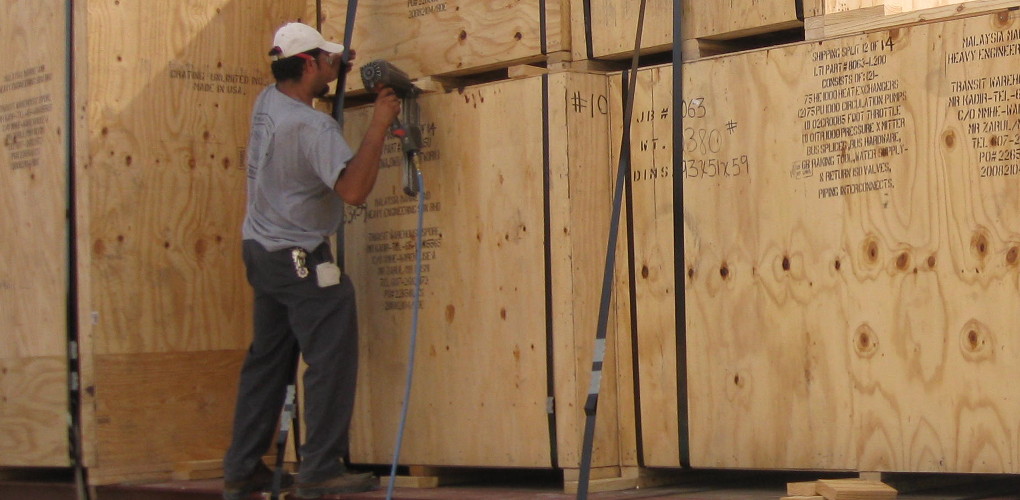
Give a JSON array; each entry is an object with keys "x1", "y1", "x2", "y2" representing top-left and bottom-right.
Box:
[{"x1": 361, "y1": 60, "x2": 423, "y2": 197}]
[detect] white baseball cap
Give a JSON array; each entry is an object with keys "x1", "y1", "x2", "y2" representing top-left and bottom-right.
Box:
[{"x1": 269, "y1": 22, "x2": 344, "y2": 60}]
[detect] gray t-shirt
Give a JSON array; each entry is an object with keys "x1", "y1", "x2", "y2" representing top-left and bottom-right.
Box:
[{"x1": 242, "y1": 85, "x2": 355, "y2": 252}]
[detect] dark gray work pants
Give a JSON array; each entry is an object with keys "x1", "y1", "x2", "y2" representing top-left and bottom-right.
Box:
[{"x1": 223, "y1": 239, "x2": 358, "y2": 484}]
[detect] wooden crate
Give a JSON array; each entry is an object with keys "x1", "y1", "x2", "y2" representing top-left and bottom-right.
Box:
[
  {"x1": 1, "y1": 0, "x2": 311, "y2": 485},
  {"x1": 316, "y1": 0, "x2": 570, "y2": 93},
  {"x1": 627, "y1": 9, "x2": 1020, "y2": 472},
  {"x1": 340, "y1": 70, "x2": 635, "y2": 476},
  {"x1": 1, "y1": 0, "x2": 72, "y2": 469},
  {"x1": 807, "y1": 0, "x2": 1020, "y2": 40}
]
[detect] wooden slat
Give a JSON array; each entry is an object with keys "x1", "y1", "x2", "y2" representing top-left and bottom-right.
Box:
[
  {"x1": 1, "y1": 0, "x2": 70, "y2": 468},
  {"x1": 609, "y1": 65, "x2": 681, "y2": 468},
  {"x1": 789, "y1": 481, "x2": 821, "y2": 495}
]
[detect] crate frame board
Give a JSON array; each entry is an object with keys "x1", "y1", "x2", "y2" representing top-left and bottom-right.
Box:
[
  {"x1": 340, "y1": 70, "x2": 635, "y2": 471},
  {"x1": 317, "y1": 0, "x2": 570, "y2": 93},
  {"x1": 629, "y1": 9, "x2": 1020, "y2": 472}
]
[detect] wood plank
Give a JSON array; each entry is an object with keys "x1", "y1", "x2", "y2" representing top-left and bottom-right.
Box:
[
  {"x1": 816, "y1": 479, "x2": 897, "y2": 500},
  {"x1": 609, "y1": 65, "x2": 681, "y2": 468},
  {"x1": 789, "y1": 481, "x2": 820, "y2": 495},
  {"x1": 318, "y1": 0, "x2": 569, "y2": 92},
  {"x1": 1, "y1": 0, "x2": 70, "y2": 468},
  {"x1": 546, "y1": 72, "x2": 630, "y2": 470},
  {"x1": 651, "y1": 9, "x2": 1020, "y2": 472}
]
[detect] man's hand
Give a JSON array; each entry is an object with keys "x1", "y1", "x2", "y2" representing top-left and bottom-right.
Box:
[{"x1": 372, "y1": 87, "x2": 401, "y2": 129}]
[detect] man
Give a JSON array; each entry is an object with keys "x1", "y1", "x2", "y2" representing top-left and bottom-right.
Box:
[{"x1": 222, "y1": 22, "x2": 400, "y2": 500}]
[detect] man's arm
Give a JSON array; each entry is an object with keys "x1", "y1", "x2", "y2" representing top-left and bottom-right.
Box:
[{"x1": 334, "y1": 87, "x2": 401, "y2": 205}]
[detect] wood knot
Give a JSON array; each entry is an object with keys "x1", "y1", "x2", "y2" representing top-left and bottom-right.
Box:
[
  {"x1": 732, "y1": 373, "x2": 745, "y2": 388},
  {"x1": 781, "y1": 256, "x2": 791, "y2": 271},
  {"x1": 445, "y1": 304, "x2": 456, "y2": 323},
  {"x1": 687, "y1": 266, "x2": 695, "y2": 281},
  {"x1": 943, "y1": 130, "x2": 956, "y2": 149},
  {"x1": 641, "y1": 265, "x2": 650, "y2": 279},
  {"x1": 853, "y1": 324, "x2": 878, "y2": 358},
  {"x1": 458, "y1": 30, "x2": 467, "y2": 41},
  {"x1": 863, "y1": 237, "x2": 880, "y2": 264},
  {"x1": 960, "y1": 319, "x2": 994, "y2": 362},
  {"x1": 719, "y1": 263, "x2": 729, "y2": 279},
  {"x1": 1008, "y1": 246, "x2": 1020, "y2": 266},
  {"x1": 895, "y1": 251, "x2": 910, "y2": 271},
  {"x1": 927, "y1": 254, "x2": 937, "y2": 269},
  {"x1": 971, "y1": 230, "x2": 989, "y2": 258},
  {"x1": 834, "y1": 259, "x2": 841, "y2": 271}
]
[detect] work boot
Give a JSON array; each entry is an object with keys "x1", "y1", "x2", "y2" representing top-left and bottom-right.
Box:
[
  {"x1": 222, "y1": 461, "x2": 294, "y2": 500},
  {"x1": 294, "y1": 470, "x2": 379, "y2": 498}
]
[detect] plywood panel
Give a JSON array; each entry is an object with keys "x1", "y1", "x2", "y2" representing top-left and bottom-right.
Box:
[
  {"x1": 76, "y1": 0, "x2": 308, "y2": 480},
  {"x1": 82, "y1": 0, "x2": 308, "y2": 356},
  {"x1": 342, "y1": 77, "x2": 549, "y2": 467},
  {"x1": 0, "y1": 357, "x2": 67, "y2": 466},
  {"x1": 318, "y1": 0, "x2": 569, "y2": 92},
  {"x1": 0, "y1": 0, "x2": 70, "y2": 467},
  {"x1": 663, "y1": 10, "x2": 1020, "y2": 472},
  {"x1": 90, "y1": 351, "x2": 245, "y2": 482},
  {"x1": 342, "y1": 71, "x2": 625, "y2": 469}
]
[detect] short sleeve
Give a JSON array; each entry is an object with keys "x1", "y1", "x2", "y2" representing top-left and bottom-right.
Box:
[{"x1": 306, "y1": 118, "x2": 356, "y2": 188}]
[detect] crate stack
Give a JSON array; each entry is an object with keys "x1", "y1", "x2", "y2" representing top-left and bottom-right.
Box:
[{"x1": 6, "y1": 0, "x2": 1020, "y2": 494}]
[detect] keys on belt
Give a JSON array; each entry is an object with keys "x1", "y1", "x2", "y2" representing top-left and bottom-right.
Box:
[{"x1": 291, "y1": 248, "x2": 309, "y2": 278}]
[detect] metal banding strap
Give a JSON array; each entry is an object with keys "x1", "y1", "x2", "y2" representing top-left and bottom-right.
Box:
[
  {"x1": 575, "y1": 0, "x2": 647, "y2": 498},
  {"x1": 621, "y1": 84, "x2": 645, "y2": 464},
  {"x1": 582, "y1": 0, "x2": 594, "y2": 60},
  {"x1": 539, "y1": 0, "x2": 547, "y2": 54},
  {"x1": 65, "y1": 1, "x2": 91, "y2": 498},
  {"x1": 672, "y1": 0, "x2": 691, "y2": 469},
  {"x1": 541, "y1": 74, "x2": 559, "y2": 469},
  {"x1": 331, "y1": 0, "x2": 360, "y2": 127}
]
